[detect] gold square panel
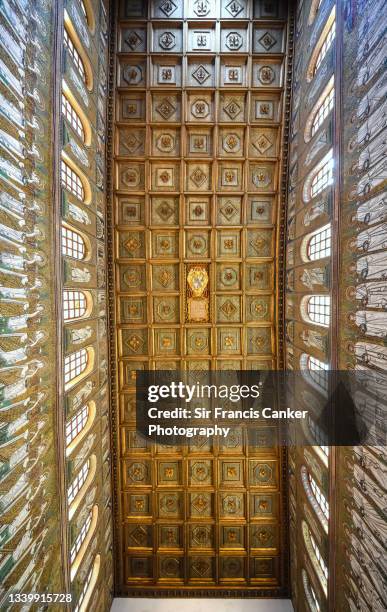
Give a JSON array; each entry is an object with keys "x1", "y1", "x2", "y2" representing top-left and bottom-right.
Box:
[
  {"x1": 117, "y1": 128, "x2": 146, "y2": 156},
  {"x1": 120, "y1": 296, "x2": 147, "y2": 323},
  {"x1": 247, "y1": 196, "x2": 274, "y2": 225},
  {"x1": 117, "y1": 162, "x2": 145, "y2": 191},
  {"x1": 219, "y1": 492, "x2": 245, "y2": 518},
  {"x1": 158, "y1": 492, "x2": 184, "y2": 518},
  {"x1": 220, "y1": 526, "x2": 245, "y2": 549},
  {"x1": 217, "y1": 230, "x2": 241, "y2": 258},
  {"x1": 216, "y1": 196, "x2": 242, "y2": 225},
  {"x1": 189, "y1": 525, "x2": 214, "y2": 550},
  {"x1": 152, "y1": 264, "x2": 179, "y2": 292},
  {"x1": 186, "y1": 328, "x2": 211, "y2": 355},
  {"x1": 245, "y1": 263, "x2": 273, "y2": 291},
  {"x1": 245, "y1": 295, "x2": 272, "y2": 322},
  {"x1": 119, "y1": 93, "x2": 146, "y2": 122},
  {"x1": 189, "y1": 492, "x2": 214, "y2": 518},
  {"x1": 219, "y1": 94, "x2": 246, "y2": 122},
  {"x1": 185, "y1": 230, "x2": 210, "y2": 258},
  {"x1": 153, "y1": 296, "x2": 180, "y2": 324},
  {"x1": 152, "y1": 128, "x2": 180, "y2": 157},
  {"x1": 157, "y1": 460, "x2": 183, "y2": 486},
  {"x1": 151, "y1": 197, "x2": 179, "y2": 225},
  {"x1": 247, "y1": 229, "x2": 274, "y2": 258},
  {"x1": 117, "y1": 196, "x2": 145, "y2": 225},
  {"x1": 151, "y1": 163, "x2": 180, "y2": 191},
  {"x1": 152, "y1": 93, "x2": 181, "y2": 122},
  {"x1": 218, "y1": 128, "x2": 244, "y2": 157},
  {"x1": 186, "y1": 163, "x2": 212, "y2": 191},
  {"x1": 185, "y1": 197, "x2": 211, "y2": 225},
  {"x1": 217, "y1": 328, "x2": 241, "y2": 355},
  {"x1": 219, "y1": 459, "x2": 245, "y2": 487},
  {"x1": 216, "y1": 264, "x2": 241, "y2": 291},
  {"x1": 249, "y1": 128, "x2": 278, "y2": 158},
  {"x1": 216, "y1": 296, "x2": 241, "y2": 323},
  {"x1": 154, "y1": 329, "x2": 180, "y2": 355},
  {"x1": 152, "y1": 231, "x2": 179, "y2": 258},
  {"x1": 218, "y1": 162, "x2": 243, "y2": 191},
  {"x1": 189, "y1": 460, "x2": 213, "y2": 486},
  {"x1": 186, "y1": 128, "x2": 212, "y2": 157},
  {"x1": 118, "y1": 263, "x2": 147, "y2": 292},
  {"x1": 158, "y1": 525, "x2": 183, "y2": 550},
  {"x1": 187, "y1": 94, "x2": 214, "y2": 122}
]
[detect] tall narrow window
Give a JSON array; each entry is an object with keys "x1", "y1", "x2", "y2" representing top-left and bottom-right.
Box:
[
  {"x1": 310, "y1": 532, "x2": 328, "y2": 581},
  {"x1": 309, "y1": 355, "x2": 329, "y2": 392},
  {"x1": 302, "y1": 569, "x2": 321, "y2": 612},
  {"x1": 61, "y1": 226, "x2": 86, "y2": 260},
  {"x1": 307, "y1": 225, "x2": 331, "y2": 260},
  {"x1": 307, "y1": 295, "x2": 331, "y2": 326},
  {"x1": 301, "y1": 466, "x2": 329, "y2": 532},
  {"x1": 67, "y1": 459, "x2": 90, "y2": 505},
  {"x1": 79, "y1": 0, "x2": 87, "y2": 20},
  {"x1": 314, "y1": 20, "x2": 335, "y2": 74},
  {"x1": 311, "y1": 155, "x2": 334, "y2": 198},
  {"x1": 62, "y1": 95, "x2": 85, "y2": 141},
  {"x1": 64, "y1": 349, "x2": 88, "y2": 385},
  {"x1": 74, "y1": 554, "x2": 100, "y2": 612},
  {"x1": 309, "y1": 473, "x2": 329, "y2": 520},
  {"x1": 70, "y1": 510, "x2": 92, "y2": 564},
  {"x1": 61, "y1": 161, "x2": 85, "y2": 201},
  {"x1": 64, "y1": 27, "x2": 86, "y2": 82},
  {"x1": 307, "y1": 415, "x2": 329, "y2": 459},
  {"x1": 311, "y1": 86, "x2": 334, "y2": 136},
  {"x1": 66, "y1": 405, "x2": 89, "y2": 447},
  {"x1": 63, "y1": 290, "x2": 88, "y2": 321}
]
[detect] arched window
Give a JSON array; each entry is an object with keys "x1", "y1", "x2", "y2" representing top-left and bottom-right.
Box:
[
  {"x1": 70, "y1": 505, "x2": 99, "y2": 580},
  {"x1": 61, "y1": 226, "x2": 87, "y2": 260},
  {"x1": 74, "y1": 554, "x2": 100, "y2": 612},
  {"x1": 76, "y1": 0, "x2": 95, "y2": 32},
  {"x1": 67, "y1": 459, "x2": 90, "y2": 505},
  {"x1": 309, "y1": 472, "x2": 329, "y2": 520},
  {"x1": 303, "y1": 151, "x2": 334, "y2": 203},
  {"x1": 311, "y1": 85, "x2": 334, "y2": 136},
  {"x1": 306, "y1": 225, "x2": 331, "y2": 261},
  {"x1": 300, "y1": 354, "x2": 329, "y2": 394},
  {"x1": 302, "y1": 521, "x2": 328, "y2": 595},
  {"x1": 63, "y1": 290, "x2": 90, "y2": 321},
  {"x1": 64, "y1": 348, "x2": 88, "y2": 385},
  {"x1": 68, "y1": 455, "x2": 97, "y2": 520},
  {"x1": 61, "y1": 161, "x2": 85, "y2": 201},
  {"x1": 307, "y1": 415, "x2": 329, "y2": 463},
  {"x1": 70, "y1": 510, "x2": 92, "y2": 564},
  {"x1": 306, "y1": 295, "x2": 330, "y2": 326},
  {"x1": 307, "y1": 7, "x2": 336, "y2": 79},
  {"x1": 66, "y1": 401, "x2": 96, "y2": 457},
  {"x1": 311, "y1": 155, "x2": 334, "y2": 198},
  {"x1": 302, "y1": 569, "x2": 321, "y2": 612},
  {"x1": 301, "y1": 466, "x2": 329, "y2": 532},
  {"x1": 66, "y1": 405, "x2": 89, "y2": 446},
  {"x1": 62, "y1": 95, "x2": 85, "y2": 141},
  {"x1": 64, "y1": 27, "x2": 86, "y2": 82},
  {"x1": 314, "y1": 20, "x2": 335, "y2": 74}
]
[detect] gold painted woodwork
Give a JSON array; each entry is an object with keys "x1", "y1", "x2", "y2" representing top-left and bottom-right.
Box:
[{"x1": 112, "y1": 0, "x2": 289, "y2": 595}]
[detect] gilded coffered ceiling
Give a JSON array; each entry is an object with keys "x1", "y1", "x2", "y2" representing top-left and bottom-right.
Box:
[{"x1": 110, "y1": 0, "x2": 290, "y2": 596}]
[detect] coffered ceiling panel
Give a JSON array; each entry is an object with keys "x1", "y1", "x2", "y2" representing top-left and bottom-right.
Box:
[{"x1": 112, "y1": 0, "x2": 290, "y2": 596}]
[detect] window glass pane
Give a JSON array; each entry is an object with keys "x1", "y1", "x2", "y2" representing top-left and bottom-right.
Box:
[
  {"x1": 61, "y1": 226, "x2": 86, "y2": 260},
  {"x1": 308, "y1": 225, "x2": 331, "y2": 260},
  {"x1": 63, "y1": 290, "x2": 88, "y2": 321},
  {"x1": 311, "y1": 155, "x2": 334, "y2": 197},
  {"x1": 67, "y1": 459, "x2": 90, "y2": 505},
  {"x1": 61, "y1": 161, "x2": 85, "y2": 201},
  {"x1": 314, "y1": 21, "x2": 335, "y2": 74},
  {"x1": 70, "y1": 510, "x2": 92, "y2": 564},
  {"x1": 312, "y1": 87, "x2": 334, "y2": 135},
  {"x1": 307, "y1": 295, "x2": 331, "y2": 326},
  {"x1": 64, "y1": 349, "x2": 88, "y2": 384},
  {"x1": 64, "y1": 28, "x2": 86, "y2": 82},
  {"x1": 309, "y1": 473, "x2": 329, "y2": 519},
  {"x1": 66, "y1": 404, "x2": 89, "y2": 446},
  {"x1": 62, "y1": 95, "x2": 85, "y2": 141}
]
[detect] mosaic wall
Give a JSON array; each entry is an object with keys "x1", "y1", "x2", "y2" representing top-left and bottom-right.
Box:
[
  {"x1": 0, "y1": 0, "x2": 65, "y2": 604},
  {"x1": 0, "y1": 0, "x2": 113, "y2": 609},
  {"x1": 286, "y1": 0, "x2": 334, "y2": 610},
  {"x1": 335, "y1": 0, "x2": 386, "y2": 609},
  {"x1": 59, "y1": 0, "x2": 113, "y2": 609},
  {"x1": 287, "y1": 0, "x2": 386, "y2": 610},
  {"x1": 110, "y1": 0, "x2": 291, "y2": 595}
]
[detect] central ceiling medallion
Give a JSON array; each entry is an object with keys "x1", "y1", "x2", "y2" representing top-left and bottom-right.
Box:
[{"x1": 186, "y1": 265, "x2": 210, "y2": 322}]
